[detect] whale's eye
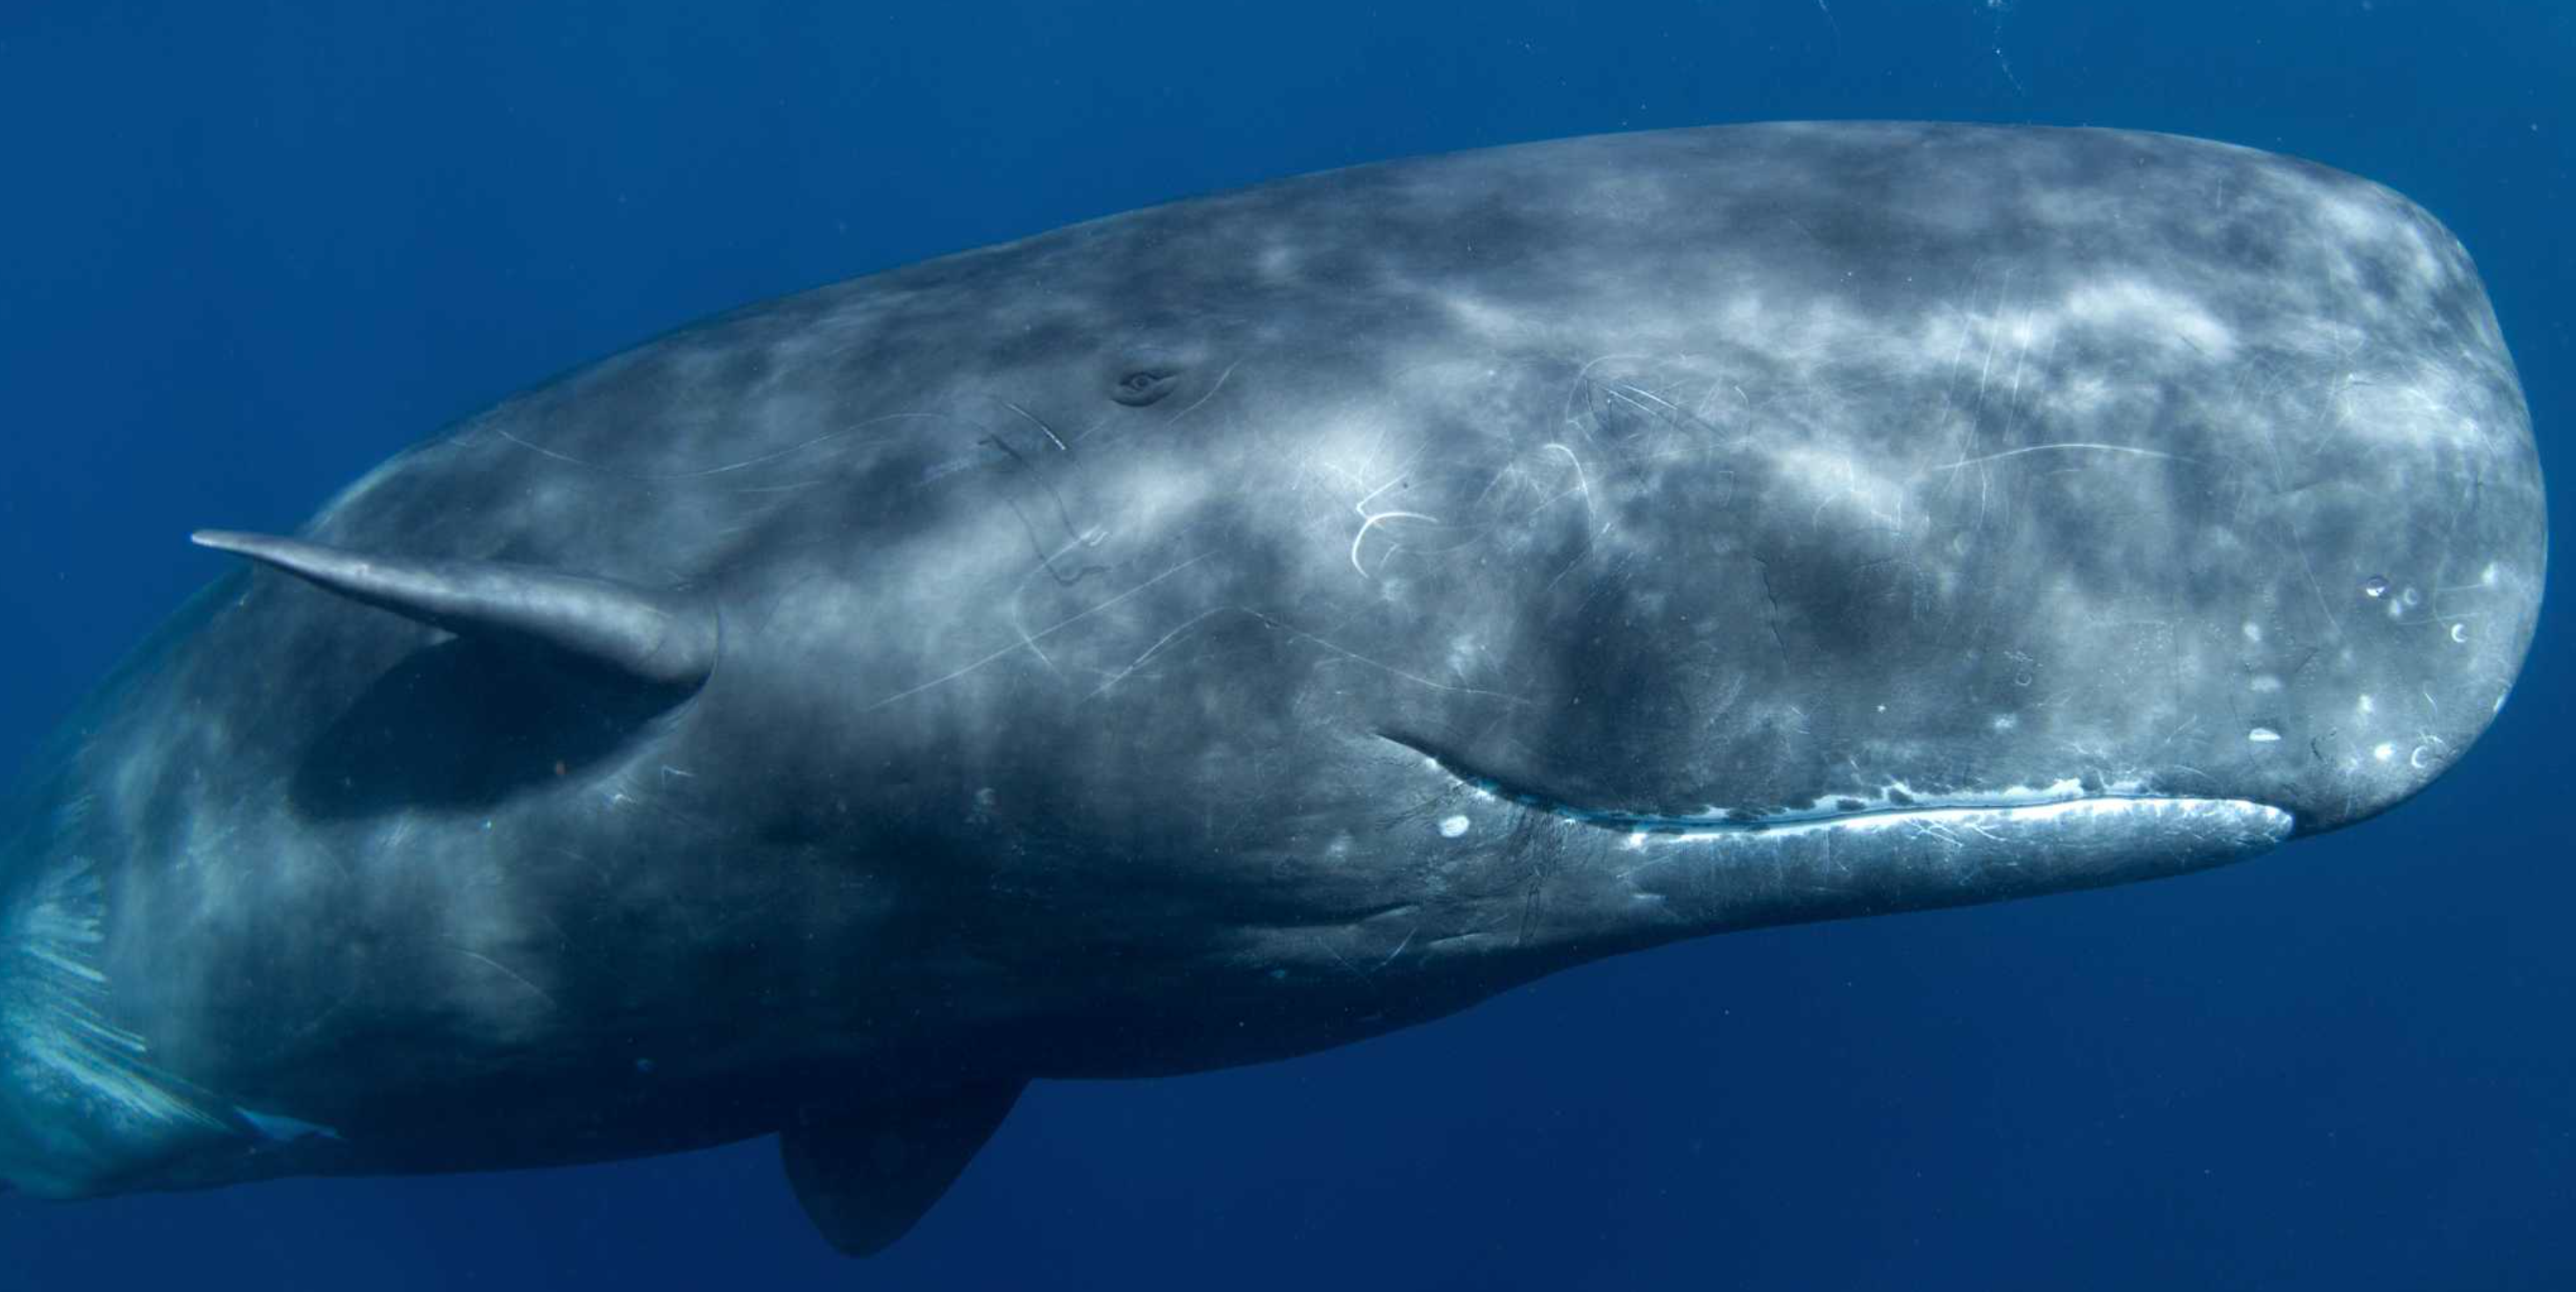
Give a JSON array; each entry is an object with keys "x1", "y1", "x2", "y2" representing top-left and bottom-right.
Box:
[{"x1": 1112, "y1": 369, "x2": 1177, "y2": 406}]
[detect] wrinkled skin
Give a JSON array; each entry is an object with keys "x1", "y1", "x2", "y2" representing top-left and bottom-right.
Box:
[{"x1": 0, "y1": 125, "x2": 2544, "y2": 1233}]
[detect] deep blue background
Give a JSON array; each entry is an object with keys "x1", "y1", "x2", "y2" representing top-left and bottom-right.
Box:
[{"x1": 2, "y1": 1, "x2": 2567, "y2": 1287}]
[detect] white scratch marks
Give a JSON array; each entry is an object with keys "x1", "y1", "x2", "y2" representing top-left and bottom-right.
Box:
[
  {"x1": 998, "y1": 400, "x2": 1067, "y2": 451},
  {"x1": 1351, "y1": 509, "x2": 1440, "y2": 578},
  {"x1": 1084, "y1": 605, "x2": 1244, "y2": 701},
  {"x1": 1349, "y1": 472, "x2": 1439, "y2": 579},
  {"x1": 1931, "y1": 442, "x2": 2196, "y2": 472},
  {"x1": 1277, "y1": 622, "x2": 1527, "y2": 704},
  {"x1": 1165, "y1": 359, "x2": 1243, "y2": 426},
  {"x1": 866, "y1": 553, "x2": 1214, "y2": 711},
  {"x1": 494, "y1": 429, "x2": 594, "y2": 468},
  {"x1": 449, "y1": 946, "x2": 558, "y2": 1010}
]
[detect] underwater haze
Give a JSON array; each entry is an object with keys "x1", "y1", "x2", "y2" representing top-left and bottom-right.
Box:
[{"x1": 1, "y1": 1, "x2": 2568, "y2": 1288}]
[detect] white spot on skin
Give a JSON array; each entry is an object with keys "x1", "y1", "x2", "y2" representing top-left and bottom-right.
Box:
[
  {"x1": 2250, "y1": 675, "x2": 2282, "y2": 694},
  {"x1": 2357, "y1": 694, "x2": 2375, "y2": 715},
  {"x1": 2242, "y1": 622, "x2": 2264, "y2": 643},
  {"x1": 2248, "y1": 727, "x2": 2282, "y2": 743},
  {"x1": 2374, "y1": 742, "x2": 2396, "y2": 762},
  {"x1": 2450, "y1": 623, "x2": 2469, "y2": 643},
  {"x1": 1438, "y1": 815, "x2": 1471, "y2": 839},
  {"x1": 1990, "y1": 714, "x2": 2018, "y2": 732}
]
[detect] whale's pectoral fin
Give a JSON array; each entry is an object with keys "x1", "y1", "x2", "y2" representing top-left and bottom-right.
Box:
[
  {"x1": 189, "y1": 529, "x2": 717, "y2": 690},
  {"x1": 780, "y1": 1081, "x2": 1026, "y2": 1258}
]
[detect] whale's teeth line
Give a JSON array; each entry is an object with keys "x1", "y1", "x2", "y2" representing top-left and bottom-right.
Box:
[{"x1": 1379, "y1": 732, "x2": 2282, "y2": 839}]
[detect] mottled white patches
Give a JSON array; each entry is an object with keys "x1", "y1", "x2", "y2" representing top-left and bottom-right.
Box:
[
  {"x1": 1990, "y1": 714, "x2": 2018, "y2": 732},
  {"x1": 1439, "y1": 292, "x2": 1531, "y2": 342},
  {"x1": 1257, "y1": 242, "x2": 1301, "y2": 283},
  {"x1": 1771, "y1": 443, "x2": 1912, "y2": 526},
  {"x1": 2314, "y1": 187, "x2": 2446, "y2": 289},
  {"x1": 2356, "y1": 693, "x2": 2375, "y2": 715},
  {"x1": 1438, "y1": 814, "x2": 1472, "y2": 839},
  {"x1": 1445, "y1": 632, "x2": 1487, "y2": 681},
  {"x1": 2332, "y1": 375, "x2": 2488, "y2": 449},
  {"x1": 2241, "y1": 621, "x2": 2264, "y2": 644},
  {"x1": 2373, "y1": 742, "x2": 2397, "y2": 762},
  {"x1": 2250, "y1": 675, "x2": 2282, "y2": 694},
  {"x1": 1712, "y1": 290, "x2": 1895, "y2": 378},
  {"x1": 1583, "y1": 171, "x2": 1683, "y2": 224},
  {"x1": 2059, "y1": 277, "x2": 2238, "y2": 360}
]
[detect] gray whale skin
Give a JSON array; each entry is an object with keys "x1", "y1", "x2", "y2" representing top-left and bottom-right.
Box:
[{"x1": 0, "y1": 122, "x2": 2545, "y2": 1255}]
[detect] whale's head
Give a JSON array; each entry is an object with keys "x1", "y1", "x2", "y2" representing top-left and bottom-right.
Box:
[{"x1": 741, "y1": 126, "x2": 2544, "y2": 1068}]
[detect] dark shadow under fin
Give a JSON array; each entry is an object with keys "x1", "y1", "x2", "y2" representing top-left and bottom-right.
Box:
[
  {"x1": 781, "y1": 1081, "x2": 1026, "y2": 1258},
  {"x1": 192, "y1": 530, "x2": 717, "y2": 690}
]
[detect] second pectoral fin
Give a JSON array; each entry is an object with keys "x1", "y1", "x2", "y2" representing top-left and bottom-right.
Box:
[{"x1": 779, "y1": 1080, "x2": 1027, "y2": 1258}]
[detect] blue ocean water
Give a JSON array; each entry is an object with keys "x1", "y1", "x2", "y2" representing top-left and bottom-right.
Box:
[{"x1": 1, "y1": 1, "x2": 2566, "y2": 1287}]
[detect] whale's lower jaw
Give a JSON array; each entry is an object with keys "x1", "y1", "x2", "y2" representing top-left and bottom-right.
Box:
[
  {"x1": 1381, "y1": 732, "x2": 2296, "y2": 927},
  {"x1": 1385, "y1": 731, "x2": 2294, "y2": 846},
  {"x1": 1543, "y1": 792, "x2": 2294, "y2": 846},
  {"x1": 1559, "y1": 794, "x2": 2296, "y2": 932}
]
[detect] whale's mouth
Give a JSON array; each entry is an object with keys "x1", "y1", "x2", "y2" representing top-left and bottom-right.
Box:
[
  {"x1": 1382, "y1": 732, "x2": 2293, "y2": 849},
  {"x1": 1381, "y1": 732, "x2": 2294, "y2": 921}
]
